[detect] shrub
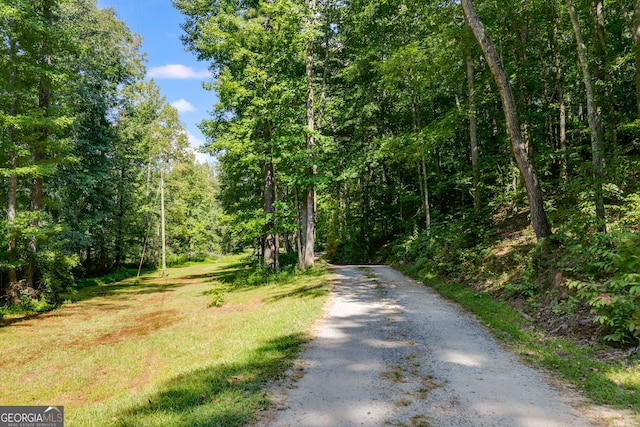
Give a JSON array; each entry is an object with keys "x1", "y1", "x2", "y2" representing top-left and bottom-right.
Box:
[
  {"x1": 207, "y1": 285, "x2": 228, "y2": 307},
  {"x1": 567, "y1": 234, "x2": 640, "y2": 345}
]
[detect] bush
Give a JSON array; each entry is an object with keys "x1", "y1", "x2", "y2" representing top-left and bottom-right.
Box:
[
  {"x1": 38, "y1": 249, "x2": 78, "y2": 302},
  {"x1": 207, "y1": 283, "x2": 229, "y2": 307},
  {"x1": 568, "y1": 235, "x2": 640, "y2": 345}
]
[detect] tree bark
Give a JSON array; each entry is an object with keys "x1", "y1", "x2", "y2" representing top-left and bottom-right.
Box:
[
  {"x1": 160, "y1": 168, "x2": 167, "y2": 278},
  {"x1": 615, "y1": 0, "x2": 640, "y2": 116},
  {"x1": 295, "y1": 188, "x2": 304, "y2": 269},
  {"x1": 552, "y1": 10, "x2": 568, "y2": 181},
  {"x1": 263, "y1": 120, "x2": 279, "y2": 271},
  {"x1": 566, "y1": 0, "x2": 607, "y2": 229},
  {"x1": 635, "y1": 0, "x2": 640, "y2": 116},
  {"x1": 302, "y1": 0, "x2": 317, "y2": 270},
  {"x1": 7, "y1": 28, "x2": 18, "y2": 290},
  {"x1": 461, "y1": 0, "x2": 551, "y2": 240},
  {"x1": 591, "y1": 0, "x2": 608, "y2": 155},
  {"x1": 115, "y1": 168, "x2": 125, "y2": 269},
  {"x1": 421, "y1": 153, "x2": 431, "y2": 234},
  {"x1": 467, "y1": 55, "x2": 480, "y2": 212},
  {"x1": 262, "y1": 1, "x2": 279, "y2": 271}
]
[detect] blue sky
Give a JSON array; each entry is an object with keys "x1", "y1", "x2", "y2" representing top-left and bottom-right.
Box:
[{"x1": 97, "y1": 0, "x2": 215, "y2": 163}]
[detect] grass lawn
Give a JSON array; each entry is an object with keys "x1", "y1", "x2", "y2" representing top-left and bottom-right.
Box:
[{"x1": 0, "y1": 255, "x2": 330, "y2": 426}]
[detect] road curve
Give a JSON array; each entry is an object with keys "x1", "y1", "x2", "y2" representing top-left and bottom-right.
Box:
[{"x1": 265, "y1": 265, "x2": 602, "y2": 427}]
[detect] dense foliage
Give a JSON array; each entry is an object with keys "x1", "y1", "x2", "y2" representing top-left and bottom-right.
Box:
[
  {"x1": 175, "y1": 0, "x2": 640, "y2": 345},
  {"x1": 0, "y1": 0, "x2": 220, "y2": 310}
]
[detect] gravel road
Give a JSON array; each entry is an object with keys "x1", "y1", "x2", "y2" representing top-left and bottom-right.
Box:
[{"x1": 264, "y1": 265, "x2": 604, "y2": 427}]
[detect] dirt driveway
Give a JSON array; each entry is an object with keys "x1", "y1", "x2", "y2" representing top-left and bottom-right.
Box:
[{"x1": 265, "y1": 265, "x2": 606, "y2": 427}]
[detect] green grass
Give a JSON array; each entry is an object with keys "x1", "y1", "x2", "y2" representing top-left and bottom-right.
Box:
[
  {"x1": 0, "y1": 254, "x2": 330, "y2": 426},
  {"x1": 395, "y1": 263, "x2": 640, "y2": 425}
]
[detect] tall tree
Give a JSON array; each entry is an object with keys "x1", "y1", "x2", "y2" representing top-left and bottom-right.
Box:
[
  {"x1": 175, "y1": 0, "x2": 314, "y2": 270},
  {"x1": 461, "y1": 0, "x2": 552, "y2": 240},
  {"x1": 0, "y1": 0, "x2": 76, "y2": 299},
  {"x1": 302, "y1": 0, "x2": 318, "y2": 269},
  {"x1": 566, "y1": 0, "x2": 607, "y2": 229},
  {"x1": 467, "y1": 54, "x2": 480, "y2": 212}
]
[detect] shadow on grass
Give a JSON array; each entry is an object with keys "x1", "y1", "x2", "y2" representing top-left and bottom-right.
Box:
[
  {"x1": 181, "y1": 262, "x2": 249, "y2": 286},
  {"x1": 63, "y1": 280, "x2": 189, "y2": 303},
  {"x1": 265, "y1": 283, "x2": 330, "y2": 302},
  {"x1": 1, "y1": 264, "x2": 226, "y2": 328},
  {"x1": 115, "y1": 333, "x2": 307, "y2": 427}
]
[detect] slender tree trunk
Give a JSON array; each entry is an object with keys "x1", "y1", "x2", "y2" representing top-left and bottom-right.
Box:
[
  {"x1": 552, "y1": 10, "x2": 568, "y2": 181},
  {"x1": 26, "y1": 0, "x2": 54, "y2": 289},
  {"x1": 635, "y1": 0, "x2": 640, "y2": 116},
  {"x1": 302, "y1": 0, "x2": 317, "y2": 269},
  {"x1": 614, "y1": 0, "x2": 640, "y2": 116},
  {"x1": 295, "y1": 188, "x2": 304, "y2": 269},
  {"x1": 262, "y1": 0, "x2": 279, "y2": 271},
  {"x1": 566, "y1": 0, "x2": 607, "y2": 229},
  {"x1": 263, "y1": 120, "x2": 279, "y2": 271},
  {"x1": 421, "y1": 153, "x2": 431, "y2": 234},
  {"x1": 115, "y1": 168, "x2": 126, "y2": 269},
  {"x1": 461, "y1": 0, "x2": 551, "y2": 240},
  {"x1": 417, "y1": 163, "x2": 425, "y2": 221},
  {"x1": 316, "y1": 0, "x2": 332, "y2": 129},
  {"x1": 283, "y1": 230, "x2": 294, "y2": 253},
  {"x1": 467, "y1": 55, "x2": 480, "y2": 212},
  {"x1": 7, "y1": 30, "x2": 18, "y2": 290},
  {"x1": 591, "y1": 0, "x2": 608, "y2": 159},
  {"x1": 511, "y1": 158, "x2": 519, "y2": 213},
  {"x1": 160, "y1": 168, "x2": 167, "y2": 278}
]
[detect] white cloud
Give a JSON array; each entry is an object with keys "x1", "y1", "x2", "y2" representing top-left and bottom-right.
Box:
[
  {"x1": 171, "y1": 99, "x2": 196, "y2": 113},
  {"x1": 188, "y1": 132, "x2": 210, "y2": 164},
  {"x1": 147, "y1": 64, "x2": 210, "y2": 80}
]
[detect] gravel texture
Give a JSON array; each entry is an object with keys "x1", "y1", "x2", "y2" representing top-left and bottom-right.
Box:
[{"x1": 265, "y1": 265, "x2": 603, "y2": 427}]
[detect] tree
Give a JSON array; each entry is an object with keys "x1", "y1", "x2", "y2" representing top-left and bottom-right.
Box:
[
  {"x1": 566, "y1": 0, "x2": 606, "y2": 230},
  {"x1": 54, "y1": 0, "x2": 146, "y2": 275},
  {"x1": 302, "y1": 0, "x2": 318, "y2": 269},
  {"x1": 0, "y1": 0, "x2": 76, "y2": 300},
  {"x1": 461, "y1": 0, "x2": 552, "y2": 240},
  {"x1": 175, "y1": 0, "x2": 315, "y2": 270}
]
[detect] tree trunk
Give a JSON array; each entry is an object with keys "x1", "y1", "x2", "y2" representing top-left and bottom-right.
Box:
[
  {"x1": 552, "y1": 10, "x2": 568, "y2": 181},
  {"x1": 26, "y1": 0, "x2": 54, "y2": 289},
  {"x1": 295, "y1": 188, "x2": 304, "y2": 269},
  {"x1": 467, "y1": 55, "x2": 480, "y2": 212},
  {"x1": 635, "y1": 0, "x2": 640, "y2": 116},
  {"x1": 615, "y1": 0, "x2": 640, "y2": 116},
  {"x1": 302, "y1": 0, "x2": 317, "y2": 270},
  {"x1": 7, "y1": 29, "x2": 18, "y2": 290},
  {"x1": 461, "y1": 0, "x2": 551, "y2": 240},
  {"x1": 115, "y1": 169, "x2": 125, "y2": 269},
  {"x1": 283, "y1": 230, "x2": 294, "y2": 254},
  {"x1": 160, "y1": 168, "x2": 167, "y2": 278},
  {"x1": 263, "y1": 120, "x2": 279, "y2": 271},
  {"x1": 566, "y1": 0, "x2": 607, "y2": 229},
  {"x1": 316, "y1": 0, "x2": 332, "y2": 129},
  {"x1": 591, "y1": 0, "x2": 608, "y2": 158},
  {"x1": 421, "y1": 153, "x2": 431, "y2": 234}
]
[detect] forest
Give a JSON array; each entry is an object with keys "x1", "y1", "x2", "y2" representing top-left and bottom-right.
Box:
[
  {"x1": 0, "y1": 0, "x2": 221, "y2": 311},
  {"x1": 2, "y1": 0, "x2": 640, "y2": 348}
]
